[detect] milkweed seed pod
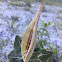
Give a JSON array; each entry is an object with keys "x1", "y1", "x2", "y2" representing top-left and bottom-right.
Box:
[{"x1": 21, "y1": 2, "x2": 44, "y2": 62}]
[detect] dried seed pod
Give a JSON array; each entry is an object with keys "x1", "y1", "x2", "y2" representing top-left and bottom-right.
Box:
[{"x1": 21, "y1": 2, "x2": 44, "y2": 62}]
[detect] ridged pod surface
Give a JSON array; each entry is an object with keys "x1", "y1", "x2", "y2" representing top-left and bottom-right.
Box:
[{"x1": 21, "y1": 2, "x2": 44, "y2": 62}]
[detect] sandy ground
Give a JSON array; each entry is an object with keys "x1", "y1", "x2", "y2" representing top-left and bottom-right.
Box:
[{"x1": 0, "y1": 1, "x2": 62, "y2": 62}]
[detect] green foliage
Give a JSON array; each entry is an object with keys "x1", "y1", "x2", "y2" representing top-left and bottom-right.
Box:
[
  {"x1": 44, "y1": 23, "x2": 47, "y2": 28},
  {"x1": 30, "y1": 48, "x2": 53, "y2": 62},
  {"x1": 11, "y1": 20, "x2": 15, "y2": 28},
  {"x1": 58, "y1": 10, "x2": 62, "y2": 13},
  {"x1": 42, "y1": 6, "x2": 46, "y2": 12},
  {"x1": 37, "y1": 19, "x2": 61, "y2": 62},
  {"x1": 44, "y1": 22, "x2": 51, "y2": 28},
  {"x1": 43, "y1": 14, "x2": 48, "y2": 17},
  {"x1": 35, "y1": 0, "x2": 43, "y2": 2},
  {"x1": 11, "y1": 15, "x2": 19, "y2": 21},
  {"x1": 14, "y1": 35, "x2": 22, "y2": 53},
  {"x1": 24, "y1": 6, "x2": 30, "y2": 11},
  {"x1": 48, "y1": 22, "x2": 51, "y2": 26},
  {"x1": 8, "y1": 50, "x2": 23, "y2": 62},
  {"x1": 39, "y1": 49, "x2": 53, "y2": 62},
  {"x1": 46, "y1": 42, "x2": 60, "y2": 62},
  {"x1": 37, "y1": 20, "x2": 51, "y2": 40},
  {"x1": 10, "y1": 2, "x2": 24, "y2": 7},
  {"x1": 46, "y1": 0, "x2": 62, "y2": 3},
  {"x1": 24, "y1": 0, "x2": 31, "y2": 6},
  {"x1": 8, "y1": 35, "x2": 53, "y2": 62},
  {"x1": 8, "y1": 19, "x2": 61, "y2": 62},
  {"x1": 36, "y1": 40, "x2": 44, "y2": 48},
  {"x1": 8, "y1": 35, "x2": 23, "y2": 62},
  {"x1": 59, "y1": 55, "x2": 62, "y2": 61},
  {"x1": 0, "y1": 60, "x2": 2, "y2": 62},
  {"x1": 46, "y1": 0, "x2": 62, "y2": 6}
]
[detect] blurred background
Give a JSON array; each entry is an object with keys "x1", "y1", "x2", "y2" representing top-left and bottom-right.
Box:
[{"x1": 0, "y1": 0, "x2": 62, "y2": 62}]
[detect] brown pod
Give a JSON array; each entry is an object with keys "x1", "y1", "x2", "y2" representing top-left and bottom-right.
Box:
[{"x1": 21, "y1": 2, "x2": 44, "y2": 62}]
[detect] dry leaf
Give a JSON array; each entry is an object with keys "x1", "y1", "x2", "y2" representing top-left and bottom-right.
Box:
[{"x1": 21, "y1": 2, "x2": 44, "y2": 62}]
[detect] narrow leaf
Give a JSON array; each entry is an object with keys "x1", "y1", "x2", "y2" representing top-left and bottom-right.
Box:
[{"x1": 14, "y1": 35, "x2": 22, "y2": 53}]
